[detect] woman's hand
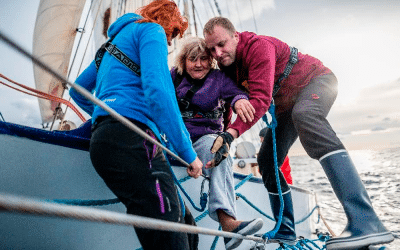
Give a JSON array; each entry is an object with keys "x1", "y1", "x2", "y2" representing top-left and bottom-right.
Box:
[
  {"x1": 234, "y1": 99, "x2": 255, "y2": 123},
  {"x1": 187, "y1": 157, "x2": 203, "y2": 178}
]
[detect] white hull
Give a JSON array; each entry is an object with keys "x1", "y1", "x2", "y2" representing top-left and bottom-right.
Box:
[{"x1": 0, "y1": 122, "x2": 318, "y2": 249}]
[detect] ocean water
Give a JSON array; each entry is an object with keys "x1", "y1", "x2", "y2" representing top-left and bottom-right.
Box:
[{"x1": 290, "y1": 147, "x2": 400, "y2": 249}]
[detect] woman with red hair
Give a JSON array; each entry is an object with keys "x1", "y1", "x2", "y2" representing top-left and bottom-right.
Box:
[{"x1": 70, "y1": 1, "x2": 202, "y2": 249}]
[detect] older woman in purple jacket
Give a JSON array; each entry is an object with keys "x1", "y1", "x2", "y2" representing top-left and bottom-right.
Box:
[{"x1": 171, "y1": 37, "x2": 262, "y2": 250}]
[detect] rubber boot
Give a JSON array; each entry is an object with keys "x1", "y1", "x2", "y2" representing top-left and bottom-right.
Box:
[
  {"x1": 319, "y1": 150, "x2": 394, "y2": 250},
  {"x1": 268, "y1": 190, "x2": 296, "y2": 245}
]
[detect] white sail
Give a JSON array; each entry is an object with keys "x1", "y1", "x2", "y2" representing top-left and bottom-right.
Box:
[
  {"x1": 32, "y1": 0, "x2": 87, "y2": 124},
  {"x1": 33, "y1": 0, "x2": 181, "y2": 126}
]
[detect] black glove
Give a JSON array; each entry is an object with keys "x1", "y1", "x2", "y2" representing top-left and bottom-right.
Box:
[{"x1": 209, "y1": 132, "x2": 234, "y2": 168}]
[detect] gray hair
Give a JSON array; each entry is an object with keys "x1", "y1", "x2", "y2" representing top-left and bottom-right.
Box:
[{"x1": 174, "y1": 36, "x2": 216, "y2": 74}]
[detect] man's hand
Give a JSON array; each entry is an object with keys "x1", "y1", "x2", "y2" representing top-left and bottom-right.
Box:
[
  {"x1": 187, "y1": 157, "x2": 203, "y2": 178},
  {"x1": 206, "y1": 132, "x2": 234, "y2": 168},
  {"x1": 234, "y1": 99, "x2": 255, "y2": 123}
]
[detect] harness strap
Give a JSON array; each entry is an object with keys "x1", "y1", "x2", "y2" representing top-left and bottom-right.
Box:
[
  {"x1": 273, "y1": 46, "x2": 298, "y2": 96},
  {"x1": 179, "y1": 83, "x2": 203, "y2": 110},
  {"x1": 181, "y1": 110, "x2": 223, "y2": 120},
  {"x1": 95, "y1": 39, "x2": 141, "y2": 77},
  {"x1": 173, "y1": 70, "x2": 224, "y2": 120}
]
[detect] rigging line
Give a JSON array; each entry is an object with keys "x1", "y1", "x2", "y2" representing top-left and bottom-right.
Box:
[
  {"x1": 0, "y1": 76, "x2": 86, "y2": 122},
  {"x1": 233, "y1": 0, "x2": 243, "y2": 31},
  {"x1": 75, "y1": 0, "x2": 106, "y2": 77},
  {"x1": 116, "y1": 0, "x2": 123, "y2": 18},
  {"x1": 0, "y1": 192, "x2": 264, "y2": 243},
  {"x1": 197, "y1": 0, "x2": 214, "y2": 27},
  {"x1": 63, "y1": 0, "x2": 95, "y2": 122},
  {"x1": 193, "y1": 6, "x2": 204, "y2": 31},
  {"x1": 249, "y1": 0, "x2": 258, "y2": 33},
  {"x1": 191, "y1": 0, "x2": 198, "y2": 36},
  {"x1": 50, "y1": 0, "x2": 98, "y2": 130},
  {"x1": 0, "y1": 30, "x2": 191, "y2": 169},
  {"x1": 67, "y1": 0, "x2": 94, "y2": 80},
  {"x1": 206, "y1": 0, "x2": 216, "y2": 17},
  {"x1": 213, "y1": 0, "x2": 222, "y2": 16},
  {"x1": 223, "y1": 0, "x2": 231, "y2": 19},
  {"x1": 58, "y1": 0, "x2": 105, "y2": 130},
  {"x1": 123, "y1": 0, "x2": 128, "y2": 15},
  {"x1": 0, "y1": 112, "x2": 5, "y2": 122}
]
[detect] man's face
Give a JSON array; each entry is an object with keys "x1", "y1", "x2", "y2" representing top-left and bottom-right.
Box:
[{"x1": 204, "y1": 25, "x2": 239, "y2": 67}]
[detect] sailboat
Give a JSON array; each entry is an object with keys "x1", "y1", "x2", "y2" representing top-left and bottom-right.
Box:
[{"x1": 0, "y1": 1, "x2": 324, "y2": 249}]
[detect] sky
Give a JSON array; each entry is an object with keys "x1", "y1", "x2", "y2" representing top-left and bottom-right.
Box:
[{"x1": 1, "y1": 0, "x2": 400, "y2": 151}]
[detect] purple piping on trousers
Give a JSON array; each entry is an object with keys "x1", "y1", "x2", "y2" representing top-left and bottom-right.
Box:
[
  {"x1": 155, "y1": 178, "x2": 165, "y2": 214},
  {"x1": 144, "y1": 130, "x2": 165, "y2": 214}
]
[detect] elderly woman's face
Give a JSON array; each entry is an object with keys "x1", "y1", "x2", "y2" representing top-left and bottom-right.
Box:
[{"x1": 185, "y1": 52, "x2": 211, "y2": 80}]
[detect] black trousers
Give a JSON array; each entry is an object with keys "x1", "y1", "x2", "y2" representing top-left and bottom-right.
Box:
[
  {"x1": 90, "y1": 116, "x2": 191, "y2": 250},
  {"x1": 258, "y1": 73, "x2": 345, "y2": 193}
]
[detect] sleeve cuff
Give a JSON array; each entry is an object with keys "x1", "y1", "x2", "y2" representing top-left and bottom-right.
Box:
[{"x1": 231, "y1": 95, "x2": 249, "y2": 113}]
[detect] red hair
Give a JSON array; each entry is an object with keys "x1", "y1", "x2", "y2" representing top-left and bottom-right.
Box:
[{"x1": 136, "y1": 0, "x2": 188, "y2": 41}]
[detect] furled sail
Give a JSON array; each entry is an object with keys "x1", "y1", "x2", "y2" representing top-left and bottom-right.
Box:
[{"x1": 32, "y1": 0, "x2": 87, "y2": 124}]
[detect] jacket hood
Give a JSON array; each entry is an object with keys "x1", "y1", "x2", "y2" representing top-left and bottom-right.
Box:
[
  {"x1": 236, "y1": 31, "x2": 257, "y2": 61},
  {"x1": 107, "y1": 13, "x2": 143, "y2": 38}
]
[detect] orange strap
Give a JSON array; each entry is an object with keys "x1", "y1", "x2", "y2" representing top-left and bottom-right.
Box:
[{"x1": 0, "y1": 74, "x2": 86, "y2": 122}]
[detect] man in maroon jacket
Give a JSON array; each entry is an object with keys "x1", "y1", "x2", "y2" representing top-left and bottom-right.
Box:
[{"x1": 203, "y1": 17, "x2": 393, "y2": 249}]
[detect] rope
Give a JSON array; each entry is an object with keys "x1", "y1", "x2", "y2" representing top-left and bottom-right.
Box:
[
  {"x1": 210, "y1": 226, "x2": 222, "y2": 250},
  {"x1": 168, "y1": 159, "x2": 208, "y2": 212},
  {"x1": 48, "y1": 198, "x2": 120, "y2": 206},
  {"x1": 0, "y1": 74, "x2": 86, "y2": 122},
  {"x1": 262, "y1": 103, "x2": 284, "y2": 241},
  {"x1": 257, "y1": 104, "x2": 332, "y2": 250},
  {"x1": 234, "y1": 173, "x2": 254, "y2": 190},
  {"x1": 0, "y1": 192, "x2": 264, "y2": 243},
  {"x1": 315, "y1": 193, "x2": 336, "y2": 237}
]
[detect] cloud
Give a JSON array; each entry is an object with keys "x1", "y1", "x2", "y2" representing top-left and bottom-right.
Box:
[
  {"x1": 329, "y1": 78, "x2": 400, "y2": 133},
  {"x1": 227, "y1": 0, "x2": 275, "y2": 23},
  {"x1": 8, "y1": 97, "x2": 42, "y2": 127},
  {"x1": 190, "y1": 0, "x2": 275, "y2": 34}
]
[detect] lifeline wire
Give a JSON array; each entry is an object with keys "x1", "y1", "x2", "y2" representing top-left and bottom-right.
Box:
[{"x1": 0, "y1": 192, "x2": 264, "y2": 244}]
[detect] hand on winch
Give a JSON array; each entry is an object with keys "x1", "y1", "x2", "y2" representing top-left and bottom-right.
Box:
[{"x1": 206, "y1": 131, "x2": 234, "y2": 168}]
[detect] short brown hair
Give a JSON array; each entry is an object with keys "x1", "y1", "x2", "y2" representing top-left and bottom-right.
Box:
[
  {"x1": 174, "y1": 37, "x2": 216, "y2": 75},
  {"x1": 203, "y1": 17, "x2": 236, "y2": 36},
  {"x1": 136, "y1": 0, "x2": 188, "y2": 42}
]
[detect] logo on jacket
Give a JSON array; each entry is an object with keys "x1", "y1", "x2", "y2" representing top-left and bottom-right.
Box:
[
  {"x1": 104, "y1": 98, "x2": 116, "y2": 103},
  {"x1": 241, "y1": 80, "x2": 250, "y2": 93}
]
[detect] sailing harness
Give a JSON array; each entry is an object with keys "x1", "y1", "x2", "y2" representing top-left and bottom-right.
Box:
[
  {"x1": 272, "y1": 46, "x2": 298, "y2": 96},
  {"x1": 95, "y1": 37, "x2": 141, "y2": 76},
  {"x1": 94, "y1": 40, "x2": 297, "y2": 116},
  {"x1": 173, "y1": 71, "x2": 225, "y2": 120},
  {"x1": 95, "y1": 38, "x2": 222, "y2": 120}
]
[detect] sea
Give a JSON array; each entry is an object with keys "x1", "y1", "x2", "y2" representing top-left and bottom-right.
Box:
[{"x1": 289, "y1": 147, "x2": 400, "y2": 249}]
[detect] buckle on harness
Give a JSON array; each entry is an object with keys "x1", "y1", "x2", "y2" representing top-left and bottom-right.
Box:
[
  {"x1": 289, "y1": 47, "x2": 298, "y2": 64},
  {"x1": 179, "y1": 99, "x2": 191, "y2": 110}
]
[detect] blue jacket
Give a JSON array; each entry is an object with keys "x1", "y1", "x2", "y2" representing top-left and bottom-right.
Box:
[{"x1": 70, "y1": 13, "x2": 196, "y2": 164}]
